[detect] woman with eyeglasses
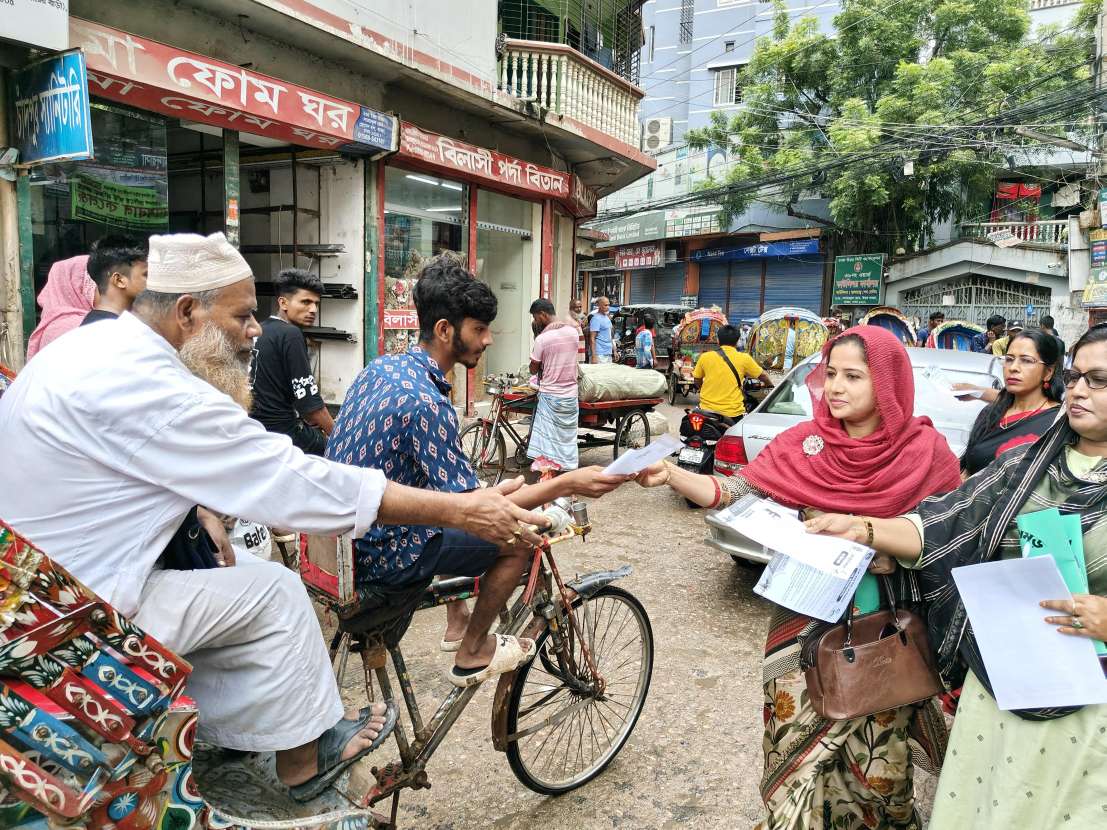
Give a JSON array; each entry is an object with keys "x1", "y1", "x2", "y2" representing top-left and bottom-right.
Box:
[
  {"x1": 807, "y1": 323, "x2": 1107, "y2": 829},
  {"x1": 960, "y1": 328, "x2": 1064, "y2": 476}
]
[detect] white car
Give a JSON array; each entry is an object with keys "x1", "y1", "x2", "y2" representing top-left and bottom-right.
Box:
[{"x1": 704, "y1": 348, "x2": 1004, "y2": 565}]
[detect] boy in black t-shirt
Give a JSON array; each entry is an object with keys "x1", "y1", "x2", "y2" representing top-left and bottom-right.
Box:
[
  {"x1": 249, "y1": 268, "x2": 333, "y2": 454},
  {"x1": 81, "y1": 234, "x2": 148, "y2": 325}
]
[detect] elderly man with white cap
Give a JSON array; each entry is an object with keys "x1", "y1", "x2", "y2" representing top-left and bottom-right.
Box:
[{"x1": 0, "y1": 232, "x2": 548, "y2": 801}]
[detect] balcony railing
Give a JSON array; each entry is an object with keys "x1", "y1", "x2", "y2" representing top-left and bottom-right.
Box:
[
  {"x1": 1029, "y1": 0, "x2": 1081, "y2": 9},
  {"x1": 498, "y1": 39, "x2": 644, "y2": 148},
  {"x1": 960, "y1": 219, "x2": 1069, "y2": 249}
]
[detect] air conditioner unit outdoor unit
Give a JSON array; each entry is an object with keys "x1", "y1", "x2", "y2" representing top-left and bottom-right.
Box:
[{"x1": 641, "y1": 117, "x2": 673, "y2": 153}]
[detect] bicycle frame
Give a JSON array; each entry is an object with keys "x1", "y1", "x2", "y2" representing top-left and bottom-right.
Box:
[{"x1": 330, "y1": 523, "x2": 601, "y2": 819}]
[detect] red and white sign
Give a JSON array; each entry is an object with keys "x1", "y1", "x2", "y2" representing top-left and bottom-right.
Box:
[
  {"x1": 383, "y1": 308, "x2": 419, "y2": 330},
  {"x1": 615, "y1": 243, "x2": 664, "y2": 270},
  {"x1": 397, "y1": 123, "x2": 597, "y2": 218},
  {"x1": 71, "y1": 18, "x2": 397, "y2": 154}
]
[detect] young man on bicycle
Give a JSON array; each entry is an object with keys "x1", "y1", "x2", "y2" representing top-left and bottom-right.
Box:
[{"x1": 328, "y1": 256, "x2": 629, "y2": 688}]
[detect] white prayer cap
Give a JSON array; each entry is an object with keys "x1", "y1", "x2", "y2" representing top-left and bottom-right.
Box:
[{"x1": 146, "y1": 232, "x2": 253, "y2": 293}]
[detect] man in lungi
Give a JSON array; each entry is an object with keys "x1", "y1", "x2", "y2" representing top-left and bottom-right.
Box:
[
  {"x1": 528, "y1": 298, "x2": 581, "y2": 474},
  {"x1": 0, "y1": 231, "x2": 548, "y2": 802}
]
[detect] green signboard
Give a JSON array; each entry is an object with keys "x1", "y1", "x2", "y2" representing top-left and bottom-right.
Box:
[
  {"x1": 71, "y1": 173, "x2": 169, "y2": 230},
  {"x1": 831, "y1": 254, "x2": 885, "y2": 306},
  {"x1": 589, "y1": 210, "x2": 667, "y2": 249}
]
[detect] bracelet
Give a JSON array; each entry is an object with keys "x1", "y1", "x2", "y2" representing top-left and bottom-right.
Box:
[
  {"x1": 707, "y1": 476, "x2": 723, "y2": 509},
  {"x1": 863, "y1": 519, "x2": 875, "y2": 547}
]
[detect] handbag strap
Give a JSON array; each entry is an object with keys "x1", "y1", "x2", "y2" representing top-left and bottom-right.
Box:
[{"x1": 843, "y1": 574, "x2": 900, "y2": 650}]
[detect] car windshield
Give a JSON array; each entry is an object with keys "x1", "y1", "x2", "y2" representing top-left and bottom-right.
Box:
[{"x1": 763, "y1": 360, "x2": 999, "y2": 419}]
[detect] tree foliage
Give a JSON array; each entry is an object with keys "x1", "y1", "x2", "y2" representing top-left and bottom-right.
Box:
[{"x1": 684, "y1": 0, "x2": 1099, "y2": 254}]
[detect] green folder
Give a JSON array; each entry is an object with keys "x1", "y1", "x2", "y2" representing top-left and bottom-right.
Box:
[{"x1": 1017, "y1": 509, "x2": 1106, "y2": 655}]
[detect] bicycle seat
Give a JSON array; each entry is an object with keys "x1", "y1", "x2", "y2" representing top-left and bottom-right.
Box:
[{"x1": 337, "y1": 581, "x2": 430, "y2": 647}]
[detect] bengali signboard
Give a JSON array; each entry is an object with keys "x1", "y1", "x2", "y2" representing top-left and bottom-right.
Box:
[
  {"x1": 398, "y1": 123, "x2": 594, "y2": 216},
  {"x1": 690, "y1": 238, "x2": 820, "y2": 262},
  {"x1": 831, "y1": 254, "x2": 885, "y2": 306},
  {"x1": 1090, "y1": 228, "x2": 1107, "y2": 267},
  {"x1": 12, "y1": 50, "x2": 93, "y2": 166},
  {"x1": 614, "y1": 243, "x2": 663, "y2": 270},
  {"x1": 383, "y1": 308, "x2": 419, "y2": 330},
  {"x1": 590, "y1": 211, "x2": 668, "y2": 248},
  {"x1": 1083, "y1": 266, "x2": 1107, "y2": 306},
  {"x1": 1099, "y1": 189, "x2": 1107, "y2": 229},
  {"x1": 71, "y1": 173, "x2": 168, "y2": 229},
  {"x1": 71, "y1": 18, "x2": 397, "y2": 156}
]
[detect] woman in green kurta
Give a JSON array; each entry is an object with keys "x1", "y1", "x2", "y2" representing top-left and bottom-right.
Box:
[{"x1": 807, "y1": 324, "x2": 1107, "y2": 827}]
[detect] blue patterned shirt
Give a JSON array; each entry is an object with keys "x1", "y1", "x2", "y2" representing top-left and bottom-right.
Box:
[{"x1": 327, "y1": 347, "x2": 478, "y2": 581}]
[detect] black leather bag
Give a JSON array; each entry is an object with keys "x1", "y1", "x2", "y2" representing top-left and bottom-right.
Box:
[{"x1": 160, "y1": 506, "x2": 221, "y2": 571}]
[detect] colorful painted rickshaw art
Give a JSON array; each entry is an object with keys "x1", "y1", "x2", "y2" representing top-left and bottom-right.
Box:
[
  {"x1": 859, "y1": 306, "x2": 918, "y2": 346},
  {"x1": 748, "y1": 308, "x2": 829, "y2": 372}
]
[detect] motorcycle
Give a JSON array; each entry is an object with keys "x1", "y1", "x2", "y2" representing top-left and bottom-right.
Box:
[{"x1": 675, "y1": 379, "x2": 768, "y2": 489}]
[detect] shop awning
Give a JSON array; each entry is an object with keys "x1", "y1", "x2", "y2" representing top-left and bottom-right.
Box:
[{"x1": 71, "y1": 18, "x2": 398, "y2": 157}]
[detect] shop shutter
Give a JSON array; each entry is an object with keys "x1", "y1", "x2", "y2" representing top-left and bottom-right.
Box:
[
  {"x1": 763, "y1": 256, "x2": 824, "y2": 315},
  {"x1": 698, "y1": 262, "x2": 729, "y2": 313},
  {"x1": 726, "y1": 261, "x2": 761, "y2": 322},
  {"x1": 654, "y1": 262, "x2": 685, "y2": 304},
  {"x1": 630, "y1": 269, "x2": 652, "y2": 303}
]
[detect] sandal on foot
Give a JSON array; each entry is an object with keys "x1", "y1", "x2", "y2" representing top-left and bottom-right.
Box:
[
  {"x1": 288, "y1": 700, "x2": 399, "y2": 802},
  {"x1": 440, "y1": 638, "x2": 462, "y2": 653},
  {"x1": 448, "y1": 634, "x2": 536, "y2": 688}
]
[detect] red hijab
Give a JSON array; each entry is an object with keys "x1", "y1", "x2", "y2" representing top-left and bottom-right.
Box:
[{"x1": 741, "y1": 325, "x2": 961, "y2": 517}]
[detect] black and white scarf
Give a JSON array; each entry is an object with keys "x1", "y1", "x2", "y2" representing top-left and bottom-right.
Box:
[{"x1": 915, "y1": 417, "x2": 1107, "y2": 721}]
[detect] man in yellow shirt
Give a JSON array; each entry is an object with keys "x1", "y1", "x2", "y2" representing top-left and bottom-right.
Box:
[{"x1": 693, "y1": 324, "x2": 774, "y2": 418}]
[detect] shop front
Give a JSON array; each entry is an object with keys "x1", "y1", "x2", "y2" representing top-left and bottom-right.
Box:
[
  {"x1": 694, "y1": 237, "x2": 825, "y2": 321},
  {"x1": 16, "y1": 18, "x2": 397, "y2": 399},
  {"x1": 380, "y1": 124, "x2": 596, "y2": 408}
]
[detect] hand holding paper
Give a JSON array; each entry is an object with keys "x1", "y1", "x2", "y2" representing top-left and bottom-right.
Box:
[{"x1": 602, "y1": 433, "x2": 682, "y2": 477}]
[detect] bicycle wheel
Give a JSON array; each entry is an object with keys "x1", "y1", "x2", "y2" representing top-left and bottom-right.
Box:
[
  {"x1": 504, "y1": 585, "x2": 653, "y2": 795},
  {"x1": 459, "y1": 420, "x2": 506, "y2": 486},
  {"x1": 612, "y1": 410, "x2": 650, "y2": 459}
]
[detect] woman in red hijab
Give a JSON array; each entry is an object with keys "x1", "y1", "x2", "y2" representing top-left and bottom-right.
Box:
[
  {"x1": 25, "y1": 255, "x2": 94, "y2": 360},
  {"x1": 637, "y1": 326, "x2": 960, "y2": 829}
]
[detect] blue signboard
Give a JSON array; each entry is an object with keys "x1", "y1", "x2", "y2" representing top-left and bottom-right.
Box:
[
  {"x1": 691, "y1": 238, "x2": 820, "y2": 262},
  {"x1": 12, "y1": 50, "x2": 94, "y2": 166},
  {"x1": 342, "y1": 107, "x2": 398, "y2": 157}
]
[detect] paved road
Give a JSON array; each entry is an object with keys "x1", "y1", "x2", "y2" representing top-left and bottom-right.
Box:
[{"x1": 335, "y1": 400, "x2": 936, "y2": 828}]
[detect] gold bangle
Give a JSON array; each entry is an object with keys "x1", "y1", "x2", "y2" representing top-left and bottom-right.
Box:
[{"x1": 863, "y1": 519, "x2": 874, "y2": 547}]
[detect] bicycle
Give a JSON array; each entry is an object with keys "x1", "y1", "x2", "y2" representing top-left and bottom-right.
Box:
[
  {"x1": 194, "y1": 498, "x2": 654, "y2": 829},
  {"x1": 458, "y1": 373, "x2": 534, "y2": 487}
]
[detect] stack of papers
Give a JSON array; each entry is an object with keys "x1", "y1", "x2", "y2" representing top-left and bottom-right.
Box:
[
  {"x1": 1017, "y1": 509, "x2": 1105, "y2": 656},
  {"x1": 953, "y1": 556, "x2": 1107, "y2": 710},
  {"x1": 713, "y1": 495, "x2": 874, "y2": 622}
]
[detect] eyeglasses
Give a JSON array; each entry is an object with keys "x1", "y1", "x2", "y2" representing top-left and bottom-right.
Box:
[
  {"x1": 1062, "y1": 369, "x2": 1107, "y2": 390},
  {"x1": 1002, "y1": 356, "x2": 1045, "y2": 369}
]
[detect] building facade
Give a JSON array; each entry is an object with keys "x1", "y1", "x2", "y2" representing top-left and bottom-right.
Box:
[{"x1": 1, "y1": 0, "x2": 654, "y2": 409}]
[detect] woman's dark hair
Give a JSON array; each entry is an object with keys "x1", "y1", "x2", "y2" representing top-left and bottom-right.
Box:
[
  {"x1": 964, "y1": 329, "x2": 1064, "y2": 467},
  {"x1": 413, "y1": 256, "x2": 497, "y2": 342},
  {"x1": 1071, "y1": 322, "x2": 1107, "y2": 359},
  {"x1": 828, "y1": 332, "x2": 868, "y2": 360}
]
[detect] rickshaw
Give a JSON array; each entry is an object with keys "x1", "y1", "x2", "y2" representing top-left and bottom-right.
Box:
[
  {"x1": 747, "y1": 307, "x2": 829, "y2": 372},
  {"x1": 928, "y1": 319, "x2": 985, "y2": 350},
  {"x1": 665, "y1": 307, "x2": 729, "y2": 405},
  {"x1": 860, "y1": 306, "x2": 917, "y2": 346}
]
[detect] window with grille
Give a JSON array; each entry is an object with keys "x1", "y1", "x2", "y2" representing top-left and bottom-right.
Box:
[
  {"x1": 649, "y1": 25, "x2": 656, "y2": 62},
  {"x1": 679, "y1": 0, "x2": 694, "y2": 44},
  {"x1": 713, "y1": 67, "x2": 742, "y2": 106}
]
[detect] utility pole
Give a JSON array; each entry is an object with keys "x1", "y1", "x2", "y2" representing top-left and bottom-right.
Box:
[{"x1": 1099, "y1": 10, "x2": 1107, "y2": 179}]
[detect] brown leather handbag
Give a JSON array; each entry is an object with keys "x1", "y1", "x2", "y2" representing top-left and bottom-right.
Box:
[{"x1": 800, "y1": 577, "x2": 944, "y2": 721}]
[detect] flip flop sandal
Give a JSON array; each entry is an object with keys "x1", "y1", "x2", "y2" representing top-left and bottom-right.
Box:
[
  {"x1": 440, "y1": 638, "x2": 462, "y2": 653},
  {"x1": 448, "y1": 634, "x2": 536, "y2": 688},
  {"x1": 289, "y1": 699, "x2": 399, "y2": 803}
]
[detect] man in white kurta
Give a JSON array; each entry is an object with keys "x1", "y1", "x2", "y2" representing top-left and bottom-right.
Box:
[{"x1": 0, "y1": 231, "x2": 544, "y2": 794}]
